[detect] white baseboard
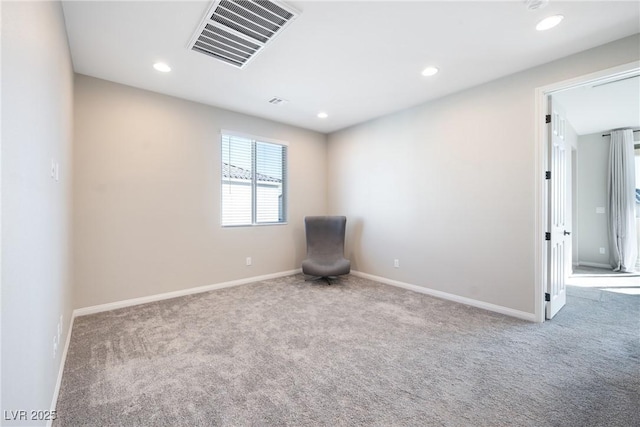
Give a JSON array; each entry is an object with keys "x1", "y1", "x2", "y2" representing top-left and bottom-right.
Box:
[
  {"x1": 48, "y1": 315, "x2": 75, "y2": 427},
  {"x1": 73, "y1": 269, "x2": 301, "y2": 318},
  {"x1": 351, "y1": 270, "x2": 537, "y2": 322},
  {"x1": 577, "y1": 261, "x2": 611, "y2": 269}
]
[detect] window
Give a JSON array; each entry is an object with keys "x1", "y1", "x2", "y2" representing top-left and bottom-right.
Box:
[{"x1": 221, "y1": 131, "x2": 287, "y2": 226}]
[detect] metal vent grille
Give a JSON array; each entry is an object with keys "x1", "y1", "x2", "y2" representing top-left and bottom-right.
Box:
[{"x1": 189, "y1": 0, "x2": 298, "y2": 69}]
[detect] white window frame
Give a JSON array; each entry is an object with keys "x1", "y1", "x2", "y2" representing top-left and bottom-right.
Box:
[{"x1": 220, "y1": 130, "x2": 288, "y2": 227}]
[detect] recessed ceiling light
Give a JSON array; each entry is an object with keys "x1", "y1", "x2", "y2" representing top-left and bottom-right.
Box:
[
  {"x1": 317, "y1": 112, "x2": 328, "y2": 119},
  {"x1": 421, "y1": 66, "x2": 439, "y2": 77},
  {"x1": 536, "y1": 15, "x2": 564, "y2": 31},
  {"x1": 153, "y1": 62, "x2": 171, "y2": 72}
]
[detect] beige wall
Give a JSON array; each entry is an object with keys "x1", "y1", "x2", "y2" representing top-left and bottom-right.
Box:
[
  {"x1": 576, "y1": 132, "x2": 611, "y2": 266},
  {"x1": 73, "y1": 75, "x2": 327, "y2": 308},
  {"x1": 1, "y1": 1, "x2": 74, "y2": 424},
  {"x1": 327, "y1": 35, "x2": 640, "y2": 315}
]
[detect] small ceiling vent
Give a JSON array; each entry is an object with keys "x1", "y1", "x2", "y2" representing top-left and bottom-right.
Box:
[
  {"x1": 524, "y1": 0, "x2": 548, "y2": 10},
  {"x1": 268, "y1": 97, "x2": 289, "y2": 105},
  {"x1": 188, "y1": 0, "x2": 299, "y2": 69}
]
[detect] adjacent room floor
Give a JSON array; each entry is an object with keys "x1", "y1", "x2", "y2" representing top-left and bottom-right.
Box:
[{"x1": 570, "y1": 265, "x2": 640, "y2": 296}]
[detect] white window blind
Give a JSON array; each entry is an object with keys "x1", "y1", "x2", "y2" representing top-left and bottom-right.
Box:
[{"x1": 221, "y1": 132, "x2": 287, "y2": 226}]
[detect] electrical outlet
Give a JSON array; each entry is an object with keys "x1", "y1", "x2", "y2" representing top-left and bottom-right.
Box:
[
  {"x1": 394, "y1": 259, "x2": 400, "y2": 268},
  {"x1": 599, "y1": 247, "x2": 606, "y2": 254},
  {"x1": 246, "y1": 257, "x2": 252, "y2": 266}
]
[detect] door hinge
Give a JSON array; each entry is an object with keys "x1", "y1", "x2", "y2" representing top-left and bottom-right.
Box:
[
  {"x1": 545, "y1": 114, "x2": 551, "y2": 124},
  {"x1": 545, "y1": 293, "x2": 551, "y2": 302},
  {"x1": 545, "y1": 171, "x2": 551, "y2": 180},
  {"x1": 545, "y1": 232, "x2": 551, "y2": 241}
]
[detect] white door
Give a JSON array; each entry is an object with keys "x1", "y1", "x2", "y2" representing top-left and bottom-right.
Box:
[{"x1": 546, "y1": 96, "x2": 570, "y2": 319}]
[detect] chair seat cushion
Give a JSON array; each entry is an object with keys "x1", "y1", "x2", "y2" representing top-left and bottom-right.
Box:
[{"x1": 302, "y1": 258, "x2": 351, "y2": 277}]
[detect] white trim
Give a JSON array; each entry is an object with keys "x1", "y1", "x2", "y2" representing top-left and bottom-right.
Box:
[
  {"x1": 73, "y1": 269, "x2": 301, "y2": 317},
  {"x1": 577, "y1": 261, "x2": 612, "y2": 269},
  {"x1": 534, "y1": 85, "x2": 547, "y2": 324},
  {"x1": 48, "y1": 315, "x2": 75, "y2": 427},
  {"x1": 0, "y1": 1, "x2": 3, "y2": 416},
  {"x1": 351, "y1": 271, "x2": 537, "y2": 322},
  {"x1": 538, "y1": 62, "x2": 640, "y2": 95},
  {"x1": 534, "y1": 61, "x2": 640, "y2": 323}
]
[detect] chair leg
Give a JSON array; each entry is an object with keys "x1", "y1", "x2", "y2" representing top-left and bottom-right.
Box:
[{"x1": 303, "y1": 275, "x2": 335, "y2": 284}]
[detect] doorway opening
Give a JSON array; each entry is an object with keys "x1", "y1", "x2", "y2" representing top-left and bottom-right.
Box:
[{"x1": 535, "y1": 61, "x2": 640, "y2": 322}]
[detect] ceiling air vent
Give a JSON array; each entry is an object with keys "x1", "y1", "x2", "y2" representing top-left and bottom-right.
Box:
[
  {"x1": 188, "y1": 0, "x2": 299, "y2": 69},
  {"x1": 268, "y1": 97, "x2": 289, "y2": 105}
]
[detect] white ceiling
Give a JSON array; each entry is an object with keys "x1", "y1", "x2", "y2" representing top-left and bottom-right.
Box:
[
  {"x1": 61, "y1": 1, "x2": 640, "y2": 134},
  {"x1": 552, "y1": 75, "x2": 640, "y2": 135}
]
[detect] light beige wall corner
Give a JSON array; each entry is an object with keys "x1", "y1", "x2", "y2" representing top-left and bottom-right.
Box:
[
  {"x1": 73, "y1": 75, "x2": 327, "y2": 309},
  {"x1": 327, "y1": 35, "x2": 640, "y2": 315},
  {"x1": 1, "y1": 1, "x2": 74, "y2": 424}
]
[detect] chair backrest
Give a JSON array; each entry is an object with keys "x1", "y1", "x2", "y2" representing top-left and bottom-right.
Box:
[{"x1": 304, "y1": 216, "x2": 347, "y2": 257}]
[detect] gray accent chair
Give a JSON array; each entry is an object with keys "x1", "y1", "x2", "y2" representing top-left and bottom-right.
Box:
[{"x1": 302, "y1": 216, "x2": 351, "y2": 281}]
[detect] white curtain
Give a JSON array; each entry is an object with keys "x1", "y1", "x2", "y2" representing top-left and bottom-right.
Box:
[{"x1": 607, "y1": 129, "x2": 638, "y2": 272}]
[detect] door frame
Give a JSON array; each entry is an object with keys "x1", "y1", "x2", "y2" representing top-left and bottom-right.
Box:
[{"x1": 534, "y1": 60, "x2": 640, "y2": 323}]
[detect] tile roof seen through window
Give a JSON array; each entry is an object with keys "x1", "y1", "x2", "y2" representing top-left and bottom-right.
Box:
[{"x1": 222, "y1": 163, "x2": 281, "y2": 183}]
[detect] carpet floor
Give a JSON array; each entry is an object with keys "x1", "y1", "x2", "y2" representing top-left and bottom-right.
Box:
[{"x1": 55, "y1": 274, "x2": 639, "y2": 426}]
